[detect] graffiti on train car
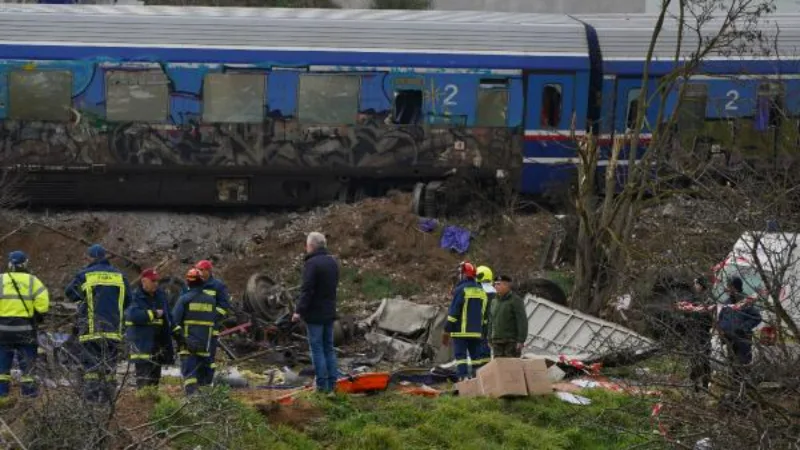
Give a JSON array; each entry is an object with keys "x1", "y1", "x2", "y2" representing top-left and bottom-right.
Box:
[{"x1": 0, "y1": 60, "x2": 523, "y2": 172}]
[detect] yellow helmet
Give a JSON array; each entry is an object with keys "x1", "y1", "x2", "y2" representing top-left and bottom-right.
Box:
[{"x1": 476, "y1": 265, "x2": 494, "y2": 283}]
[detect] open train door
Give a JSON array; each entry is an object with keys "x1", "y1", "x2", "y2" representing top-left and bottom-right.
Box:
[{"x1": 521, "y1": 73, "x2": 577, "y2": 196}]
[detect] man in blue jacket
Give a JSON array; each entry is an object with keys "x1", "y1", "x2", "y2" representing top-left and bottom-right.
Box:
[
  {"x1": 172, "y1": 268, "x2": 218, "y2": 396},
  {"x1": 292, "y1": 232, "x2": 340, "y2": 394},
  {"x1": 718, "y1": 277, "x2": 762, "y2": 367},
  {"x1": 65, "y1": 244, "x2": 131, "y2": 403},
  {"x1": 124, "y1": 268, "x2": 174, "y2": 389},
  {"x1": 194, "y1": 259, "x2": 230, "y2": 385},
  {"x1": 443, "y1": 262, "x2": 489, "y2": 380}
]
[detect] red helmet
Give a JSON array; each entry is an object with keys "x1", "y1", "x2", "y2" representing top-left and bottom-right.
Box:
[
  {"x1": 186, "y1": 268, "x2": 203, "y2": 283},
  {"x1": 195, "y1": 260, "x2": 213, "y2": 271},
  {"x1": 460, "y1": 261, "x2": 477, "y2": 279}
]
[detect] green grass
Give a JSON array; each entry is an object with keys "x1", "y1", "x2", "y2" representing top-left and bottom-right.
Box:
[
  {"x1": 147, "y1": 385, "x2": 659, "y2": 450},
  {"x1": 339, "y1": 267, "x2": 421, "y2": 302},
  {"x1": 546, "y1": 270, "x2": 575, "y2": 297},
  {"x1": 307, "y1": 390, "x2": 657, "y2": 450},
  {"x1": 150, "y1": 386, "x2": 316, "y2": 450}
]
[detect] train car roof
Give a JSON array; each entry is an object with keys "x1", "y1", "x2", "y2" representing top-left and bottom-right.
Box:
[
  {"x1": 0, "y1": 5, "x2": 590, "y2": 59},
  {"x1": 577, "y1": 13, "x2": 800, "y2": 61}
]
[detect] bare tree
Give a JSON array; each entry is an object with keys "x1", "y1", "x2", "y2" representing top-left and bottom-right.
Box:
[{"x1": 570, "y1": 0, "x2": 776, "y2": 316}]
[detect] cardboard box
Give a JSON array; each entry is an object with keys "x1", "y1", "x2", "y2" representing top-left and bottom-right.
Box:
[
  {"x1": 477, "y1": 358, "x2": 530, "y2": 398},
  {"x1": 472, "y1": 357, "x2": 553, "y2": 398},
  {"x1": 455, "y1": 377, "x2": 483, "y2": 398},
  {"x1": 522, "y1": 358, "x2": 552, "y2": 395}
]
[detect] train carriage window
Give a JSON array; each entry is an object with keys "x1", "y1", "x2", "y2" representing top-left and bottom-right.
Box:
[
  {"x1": 540, "y1": 84, "x2": 562, "y2": 128},
  {"x1": 625, "y1": 88, "x2": 642, "y2": 131},
  {"x1": 477, "y1": 79, "x2": 509, "y2": 127},
  {"x1": 677, "y1": 83, "x2": 708, "y2": 134},
  {"x1": 106, "y1": 70, "x2": 169, "y2": 122},
  {"x1": 9, "y1": 70, "x2": 72, "y2": 122},
  {"x1": 298, "y1": 74, "x2": 360, "y2": 125},
  {"x1": 203, "y1": 73, "x2": 266, "y2": 123},
  {"x1": 393, "y1": 89, "x2": 422, "y2": 125}
]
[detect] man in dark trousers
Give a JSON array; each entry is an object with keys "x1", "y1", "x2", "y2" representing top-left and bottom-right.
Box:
[
  {"x1": 488, "y1": 275, "x2": 528, "y2": 358},
  {"x1": 443, "y1": 261, "x2": 488, "y2": 380},
  {"x1": 718, "y1": 277, "x2": 762, "y2": 368},
  {"x1": 675, "y1": 277, "x2": 715, "y2": 393},
  {"x1": 66, "y1": 244, "x2": 132, "y2": 403},
  {"x1": 292, "y1": 232, "x2": 340, "y2": 394},
  {"x1": 194, "y1": 259, "x2": 231, "y2": 386},
  {"x1": 0, "y1": 251, "x2": 49, "y2": 398},
  {"x1": 124, "y1": 268, "x2": 174, "y2": 389},
  {"x1": 172, "y1": 268, "x2": 218, "y2": 396}
]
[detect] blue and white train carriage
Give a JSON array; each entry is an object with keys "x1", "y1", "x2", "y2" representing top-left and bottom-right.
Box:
[{"x1": 0, "y1": 5, "x2": 797, "y2": 208}]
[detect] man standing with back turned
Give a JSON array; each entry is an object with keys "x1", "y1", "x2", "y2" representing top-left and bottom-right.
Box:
[
  {"x1": 66, "y1": 244, "x2": 131, "y2": 403},
  {"x1": 292, "y1": 232, "x2": 339, "y2": 395}
]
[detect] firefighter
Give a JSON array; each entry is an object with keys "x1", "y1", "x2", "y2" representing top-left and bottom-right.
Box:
[
  {"x1": 172, "y1": 268, "x2": 218, "y2": 395},
  {"x1": 65, "y1": 244, "x2": 131, "y2": 403},
  {"x1": 124, "y1": 268, "x2": 174, "y2": 389},
  {"x1": 474, "y1": 265, "x2": 495, "y2": 370},
  {"x1": 194, "y1": 259, "x2": 230, "y2": 385},
  {"x1": 0, "y1": 251, "x2": 49, "y2": 398},
  {"x1": 443, "y1": 261, "x2": 489, "y2": 380}
]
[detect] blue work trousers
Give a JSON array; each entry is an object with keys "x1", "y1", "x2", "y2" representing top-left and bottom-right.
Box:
[
  {"x1": 181, "y1": 353, "x2": 212, "y2": 396},
  {"x1": 81, "y1": 339, "x2": 119, "y2": 404},
  {"x1": 306, "y1": 322, "x2": 339, "y2": 393},
  {"x1": 0, "y1": 344, "x2": 37, "y2": 397},
  {"x1": 198, "y1": 337, "x2": 218, "y2": 386},
  {"x1": 453, "y1": 338, "x2": 482, "y2": 380},
  {"x1": 474, "y1": 338, "x2": 492, "y2": 372}
]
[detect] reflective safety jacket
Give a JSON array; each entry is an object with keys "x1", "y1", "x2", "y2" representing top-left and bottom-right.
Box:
[
  {"x1": 171, "y1": 287, "x2": 218, "y2": 356},
  {"x1": 0, "y1": 271, "x2": 49, "y2": 344},
  {"x1": 446, "y1": 279, "x2": 489, "y2": 339},
  {"x1": 201, "y1": 277, "x2": 231, "y2": 336},
  {"x1": 124, "y1": 286, "x2": 174, "y2": 363},
  {"x1": 65, "y1": 259, "x2": 131, "y2": 343}
]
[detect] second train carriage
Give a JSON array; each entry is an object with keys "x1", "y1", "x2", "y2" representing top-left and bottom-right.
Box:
[{"x1": 0, "y1": 6, "x2": 799, "y2": 208}]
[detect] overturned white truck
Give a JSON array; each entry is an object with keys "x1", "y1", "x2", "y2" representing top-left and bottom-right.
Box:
[{"x1": 709, "y1": 232, "x2": 800, "y2": 369}]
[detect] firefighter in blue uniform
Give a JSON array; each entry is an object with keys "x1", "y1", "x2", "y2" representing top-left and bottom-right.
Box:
[
  {"x1": 172, "y1": 268, "x2": 218, "y2": 395},
  {"x1": 443, "y1": 262, "x2": 489, "y2": 380},
  {"x1": 194, "y1": 259, "x2": 230, "y2": 386},
  {"x1": 0, "y1": 251, "x2": 49, "y2": 398},
  {"x1": 124, "y1": 268, "x2": 174, "y2": 389},
  {"x1": 65, "y1": 244, "x2": 131, "y2": 403},
  {"x1": 474, "y1": 265, "x2": 495, "y2": 370}
]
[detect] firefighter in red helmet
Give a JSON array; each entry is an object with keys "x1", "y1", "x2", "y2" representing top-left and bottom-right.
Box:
[
  {"x1": 443, "y1": 261, "x2": 489, "y2": 380},
  {"x1": 193, "y1": 259, "x2": 230, "y2": 386}
]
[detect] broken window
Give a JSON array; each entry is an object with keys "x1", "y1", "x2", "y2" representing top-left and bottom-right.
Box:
[
  {"x1": 298, "y1": 74, "x2": 360, "y2": 125},
  {"x1": 106, "y1": 70, "x2": 169, "y2": 122},
  {"x1": 625, "y1": 88, "x2": 641, "y2": 131},
  {"x1": 677, "y1": 83, "x2": 708, "y2": 135},
  {"x1": 477, "y1": 79, "x2": 508, "y2": 127},
  {"x1": 203, "y1": 73, "x2": 266, "y2": 123},
  {"x1": 9, "y1": 70, "x2": 72, "y2": 121},
  {"x1": 392, "y1": 89, "x2": 422, "y2": 125},
  {"x1": 540, "y1": 84, "x2": 562, "y2": 128}
]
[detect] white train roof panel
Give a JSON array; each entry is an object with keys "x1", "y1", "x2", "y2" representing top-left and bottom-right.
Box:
[
  {"x1": 0, "y1": 5, "x2": 590, "y2": 57},
  {"x1": 577, "y1": 13, "x2": 800, "y2": 60}
]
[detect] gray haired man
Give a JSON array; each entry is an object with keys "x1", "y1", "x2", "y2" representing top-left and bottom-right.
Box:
[{"x1": 292, "y1": 232, "x2": 340, "y2": 394}]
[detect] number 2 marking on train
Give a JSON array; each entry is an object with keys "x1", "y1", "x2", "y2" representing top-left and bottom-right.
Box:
[
  {"x1": 725, "y1": 90, "x2": 739, "y2": 111},
  {"x1": 444, "y1": 84, "x2": 458, "y2": 106}
]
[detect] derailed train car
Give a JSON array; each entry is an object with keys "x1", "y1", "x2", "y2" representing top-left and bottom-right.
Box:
[
  {"x1": 1, "y1": 6, "x2": 800, "y2": 208},
  {"x1": 0, "y1": 6, "x2": 590, "y2": 208}
]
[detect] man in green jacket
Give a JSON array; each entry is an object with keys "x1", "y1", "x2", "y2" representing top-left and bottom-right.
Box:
[{"x1": 488, "y1": 275, "x2": 528, "y2": 358}]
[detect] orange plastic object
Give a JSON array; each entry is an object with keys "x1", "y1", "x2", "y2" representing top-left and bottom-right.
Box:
[{"x1": 335, "y1": 372, "x2": 391, "y2": 394}]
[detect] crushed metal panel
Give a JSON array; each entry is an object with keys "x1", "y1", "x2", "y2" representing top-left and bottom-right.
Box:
[
  {"x1": 374, "y1": 297, "x2": 440, "y2": 337},
  {"x1": 523, "y1": 294, "x2": 655, "y2": 361},
  {"x1": 365, "y1": 332, "x2": 423, "y2": 363},
  {"x1": 427, "y1": 309, "x2": 453, "y2": 364}
]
